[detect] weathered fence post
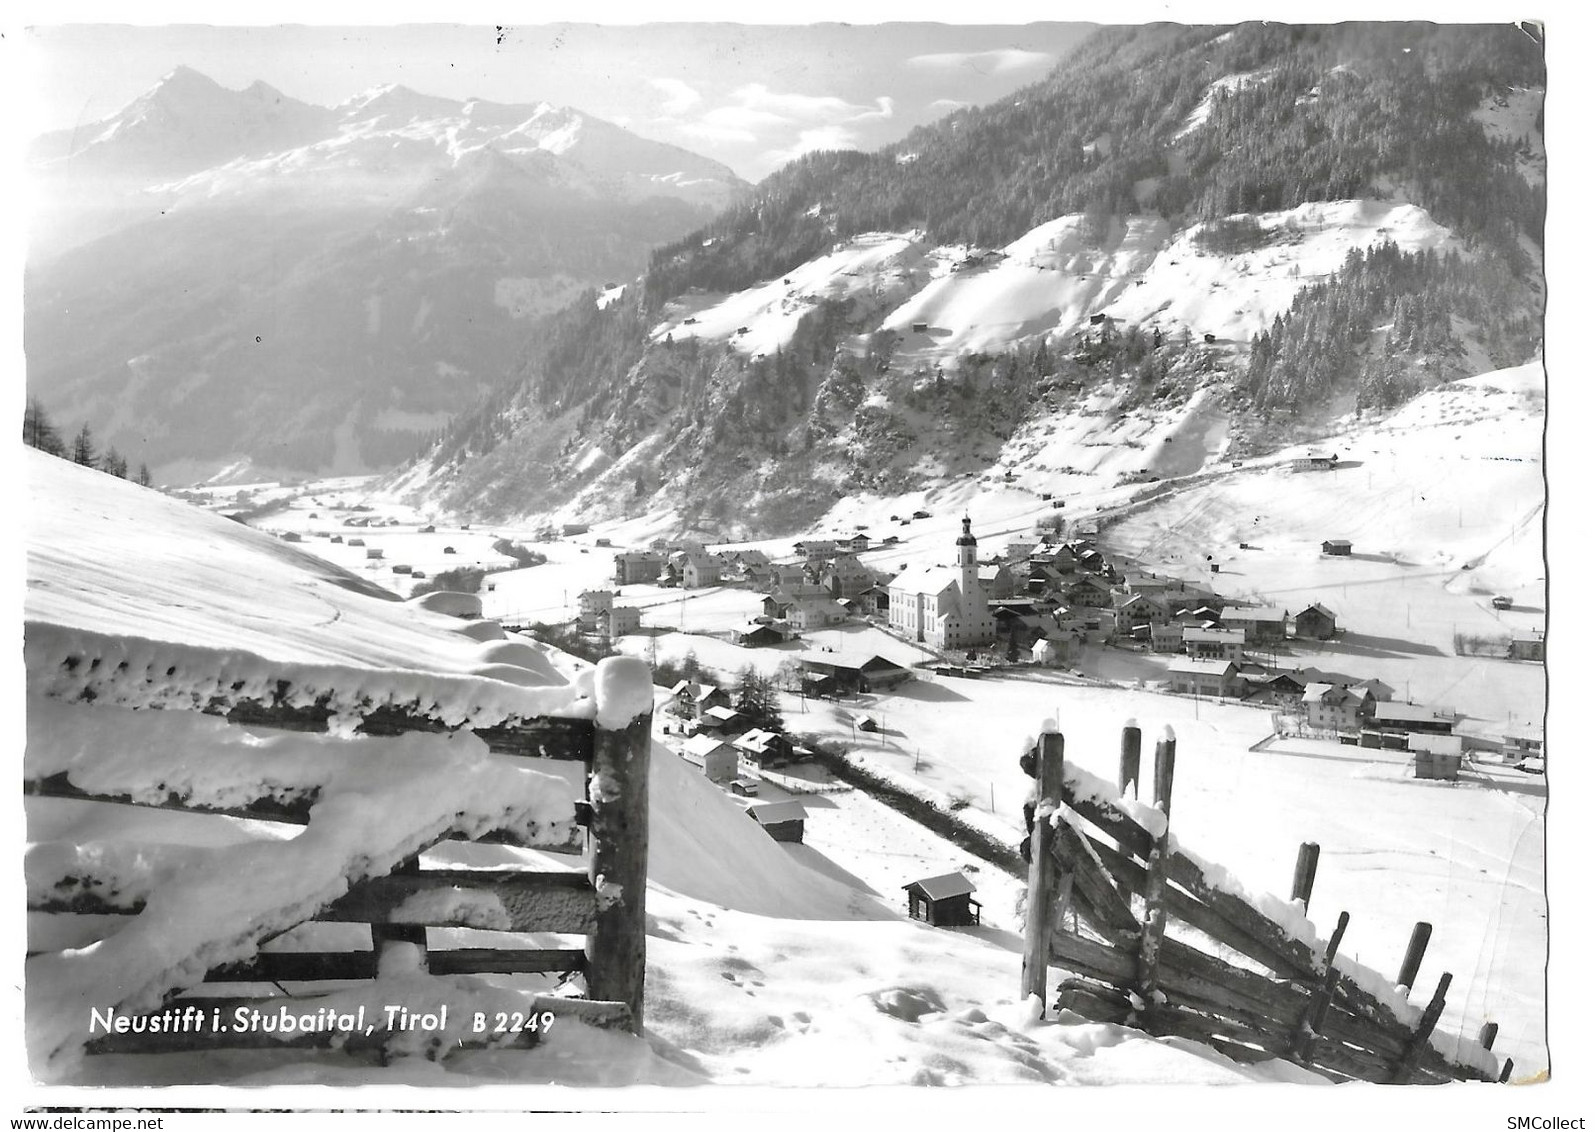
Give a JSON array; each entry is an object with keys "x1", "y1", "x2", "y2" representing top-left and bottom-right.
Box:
[
  {"x1": 370, "y1": 854, "x2": 427, "y2": 974},
  {"x1": 1291, "y1": 842, "x2": 1321, "y2": 911},
  {"x1": 1021, "y1": 729, "x2": 1066, "y2": 1005},
  {"x1": 585, "y1": 658, "x2": 653, "y2": 1033},
  {"x1": 1135, "y1": 726, "x2": 1176, "y2": 1014},
  {"x1": 1479, "y1": 1021, "x2": 1499, "y2": 1050},
  {"x1": 1396, "y1": 921, "x2": 1433, "y2": 990},
  {"x1": 1390, "y1": 971, "x2": 1453, "y2": 1083},
  {"x1": 1119, "y1": 720, "x2": 1142, "y2": 799},
  {"x1": 1290, "y1": 909, "x2": 1349, "y2": 1066}
]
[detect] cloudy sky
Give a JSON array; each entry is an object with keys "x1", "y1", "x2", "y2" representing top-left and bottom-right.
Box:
[{"x1": 21, "y1": 21, "x2": 1095, "y2": 182}]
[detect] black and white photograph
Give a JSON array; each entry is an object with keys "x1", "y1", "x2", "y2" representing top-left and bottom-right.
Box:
[{"x1": 5, "y1": 0, "x2": 1571, "y2": 1120}]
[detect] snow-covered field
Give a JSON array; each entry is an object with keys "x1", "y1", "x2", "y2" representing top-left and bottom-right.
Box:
[{"x1": 1102, "y1": 362, "x2": 1545, "y2": 730}]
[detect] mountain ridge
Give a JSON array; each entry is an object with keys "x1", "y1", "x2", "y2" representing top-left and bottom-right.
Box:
[
  {"x1": 26, "y1": 67, "x2": 753, "y2": 482},
  {"x1": 398, "y1": 22, "x2": 1543, "y2": 539}
]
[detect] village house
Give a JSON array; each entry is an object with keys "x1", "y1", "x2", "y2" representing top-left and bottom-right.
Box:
[
  {"x1": 733, "y1": 729, "x2": 794, "y2": 768},
  {"x1": 679, "y1": 734, "x2": 738, "y2": 783},
  {"x1": 843, "y1": 583, "x2": 891, "y2": 618},
  {"x1": 1409, "y1": 733, "x2": 1465, "y2": 780},
  {"x1": 1025, "y1": 562, "x2": 1072, "y2": 597},
  {"x1": 1150, "y1": 622, "x2": 1187, "y2": 652},
  {"x1": 1115, "y1": 571, "x2": 1170, "y2": 601},
  {"x1": 843, "y1": 533, "x2": 871, "y2": 553},
  {"x1": 1502, "y1": 720, "x2": 1544, "y2": 762},
  {"x1": 977, "y1": 562, "x2": 1017, "y2": 599},
  {"x1": 1166, "y1": 658, "x2": 1242, "y2": 698},
  {"x1": 697, "y1": 705, "x2": 748, "y2": 736},
  {"x1": 1293, "y1": 451, "x2": 1339, "y2": 472},
  {"x1": 887, "y1": 517, "x2": 997, "y2": 650},
  {"x1": 1294, "y1": 603, "x2": 1338, "y2": 640},
  {"x1": 1064, "y1": 574, "x2": 1115, "y2": 608},
  {"x1": 739, "y1": 622, "x2": 796, "y2": 648},
  {"x1": 603, "y1": 606, "x2": 642, "y2": 636},
  {"x1": 1173, "y1": 609, "x2": 1226, "y2": 635},
  {"x1": 1220, "y1": 606, "x2": 1290, "y2": 643},
  {"x1": 765, "y1": 583, "x2": 847, "y2": 630},
  {"x1": 1509, "y1": 631, "x2": 1545, "y2": 662},
  {"x1": 1369, "y1": 701, "x2": 1456, "y2": 736},
  {"x1": 670, "y1": 680, "x2": 731, "y2": 722},
  {"x1": 1112, "y1": 591, "x2": 1168, "y2": 634},
  {"x1": 794, "y1": 539, "x2": 841, "y2": 562},
  {"x1": 1005, "y1": 537, "x2": 1039, "y2": 563},
  {"x1": 818, "y1": 553, "x2": 874, "y2": 598},
  {"x1": 1244, "y1": 671, "x2": 1309, "y2": 705},
  {"x1": 613, "y1": 550, "x2": 664, "y2": 585},
  {"x1": 1302, "y1": 683, "x2": 1375, "y2": 732},
  {"x1": 1030, "y1": 633, "x2": 1079, "y2": 667},
  {"x1": 1182, "y1": 627, "x2": 1247, "y2": 662},
  {"x1": 576, "y1": 589, "x2": 616, "y2": 633},
  {"x1": 766, "y1": 562, "x2": 809, "y2": 593},
  {"x1": 798, "y1": 654, "x2": 914, "y2": 695},
  {"x1": 1321, "y1": 539, "x2": 1353, "y2": 556},
  {"x1": 681, "y1": 551, "x2": 722, "y2": 589}
]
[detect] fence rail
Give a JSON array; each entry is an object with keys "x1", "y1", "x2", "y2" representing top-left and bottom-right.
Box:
[{"x1": 1020, "y1": 722, "x2": 1510, "y2": 1085}]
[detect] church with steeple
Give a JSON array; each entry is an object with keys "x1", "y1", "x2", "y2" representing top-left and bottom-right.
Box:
[{"x1": 886, "y1": 515, "x2": 996, "y2": 650}]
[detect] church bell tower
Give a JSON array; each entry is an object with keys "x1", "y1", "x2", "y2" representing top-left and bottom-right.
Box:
[{"x1": 956, "y1": 514, "x2": 979, "y2": 607}]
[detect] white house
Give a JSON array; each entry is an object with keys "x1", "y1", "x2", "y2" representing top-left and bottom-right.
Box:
[
  {"x1": 887, "y1": 516, "x2": 996, "y2": 650},
  {"x1": 576, "y1": 589, "x2": 616, "y2": 632},
  {"x1": 679, "y1": 734, "x2": 738, "y2": 783}
]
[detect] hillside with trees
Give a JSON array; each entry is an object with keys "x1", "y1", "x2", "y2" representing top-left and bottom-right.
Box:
[{"x1": 411, "y1": 21, "x2": 1544, "y2": 534}]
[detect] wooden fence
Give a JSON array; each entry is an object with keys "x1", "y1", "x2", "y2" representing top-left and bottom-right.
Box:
[
  {"x1": 1020, "y1": 722, "x2": 1511, "y2": 1084},
  {"x1": 26, "y1": 658, "x2": 651, "y2": 1062}
]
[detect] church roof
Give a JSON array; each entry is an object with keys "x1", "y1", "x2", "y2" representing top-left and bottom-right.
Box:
[{"x1": 890, "y1": 565, "x2": 963, "y2": 597}]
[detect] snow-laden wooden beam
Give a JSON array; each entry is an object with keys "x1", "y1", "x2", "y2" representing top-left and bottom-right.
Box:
[
  {"x1": 29, "y1": 866, "x2": 600, "y2": 935},
  {"x1": 23, "y1": 772, "x2": 585, "y2": 853}
]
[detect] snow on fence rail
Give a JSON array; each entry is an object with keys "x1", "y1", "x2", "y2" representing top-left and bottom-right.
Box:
[
  {"x1": 1018, "y1": 722, "x2": 1512, "y2": 1085},
  {"x1": 25, "y1": 648, "x2": 654, "y2": 1074}
]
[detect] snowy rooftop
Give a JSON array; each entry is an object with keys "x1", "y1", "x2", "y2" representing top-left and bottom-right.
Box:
[
  {"x1": 748, "y1": 801, "x2": 807, "y2": 825},
  {"x1": 904, "y1": 872, "x2": 977, "y2": 900}
]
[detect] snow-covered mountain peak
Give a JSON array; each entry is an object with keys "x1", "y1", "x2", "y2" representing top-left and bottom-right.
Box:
[{"x1": 142, "y1": 64, "x2": 225, "y2": 103}]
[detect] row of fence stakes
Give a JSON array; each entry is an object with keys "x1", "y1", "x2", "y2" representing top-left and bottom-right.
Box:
[{"x1": 1022, "y1": 718, "x2": 1513, "y2": 1083}]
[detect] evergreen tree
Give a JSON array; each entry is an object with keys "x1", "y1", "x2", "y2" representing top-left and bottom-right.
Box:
[
  {"x1": 71, "y1": 424, "x2": 97, "y2": 467},
  {"x1": 22, "y1": 397, "x2": 65, "y2": 457},
  {"x1": 137, "y1": 464, "x2": 153, "y2": 488},
  {"x1": 102, "y1": 447, "x2": 128, "y2": 478},
  {"x1": 733, "y1": 665, "x2": 784, "y2": 733}
]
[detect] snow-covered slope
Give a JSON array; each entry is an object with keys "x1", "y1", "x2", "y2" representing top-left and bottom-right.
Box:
[
  {"x1": 650, "y1": 231, "x2": 924, "y2": 356},
  {"x1": 641, "y1": 199, "x2": 1458, "y2": 369}
]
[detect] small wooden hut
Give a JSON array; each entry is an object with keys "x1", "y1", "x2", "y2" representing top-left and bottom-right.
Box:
[{"x1": 903, "y1": 871, "x2": 981, "y2": 927}]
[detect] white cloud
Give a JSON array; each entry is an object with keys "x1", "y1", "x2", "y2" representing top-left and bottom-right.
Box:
[
  {"x1": 905, "y1": 49, "x2": 1057, "y2": 75},
  {"x1": 760, "y1": 124, "x2": 863, "y2": 168},
  {"x1": 729, "y1": 84, "x2": 893, "y2": 125},
  {"x1": 656, "y1": 82, "x2": 893, "y2": 163},
  {"x1": 648, "y1": 77, "x2": 701, "y2": 117}
]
